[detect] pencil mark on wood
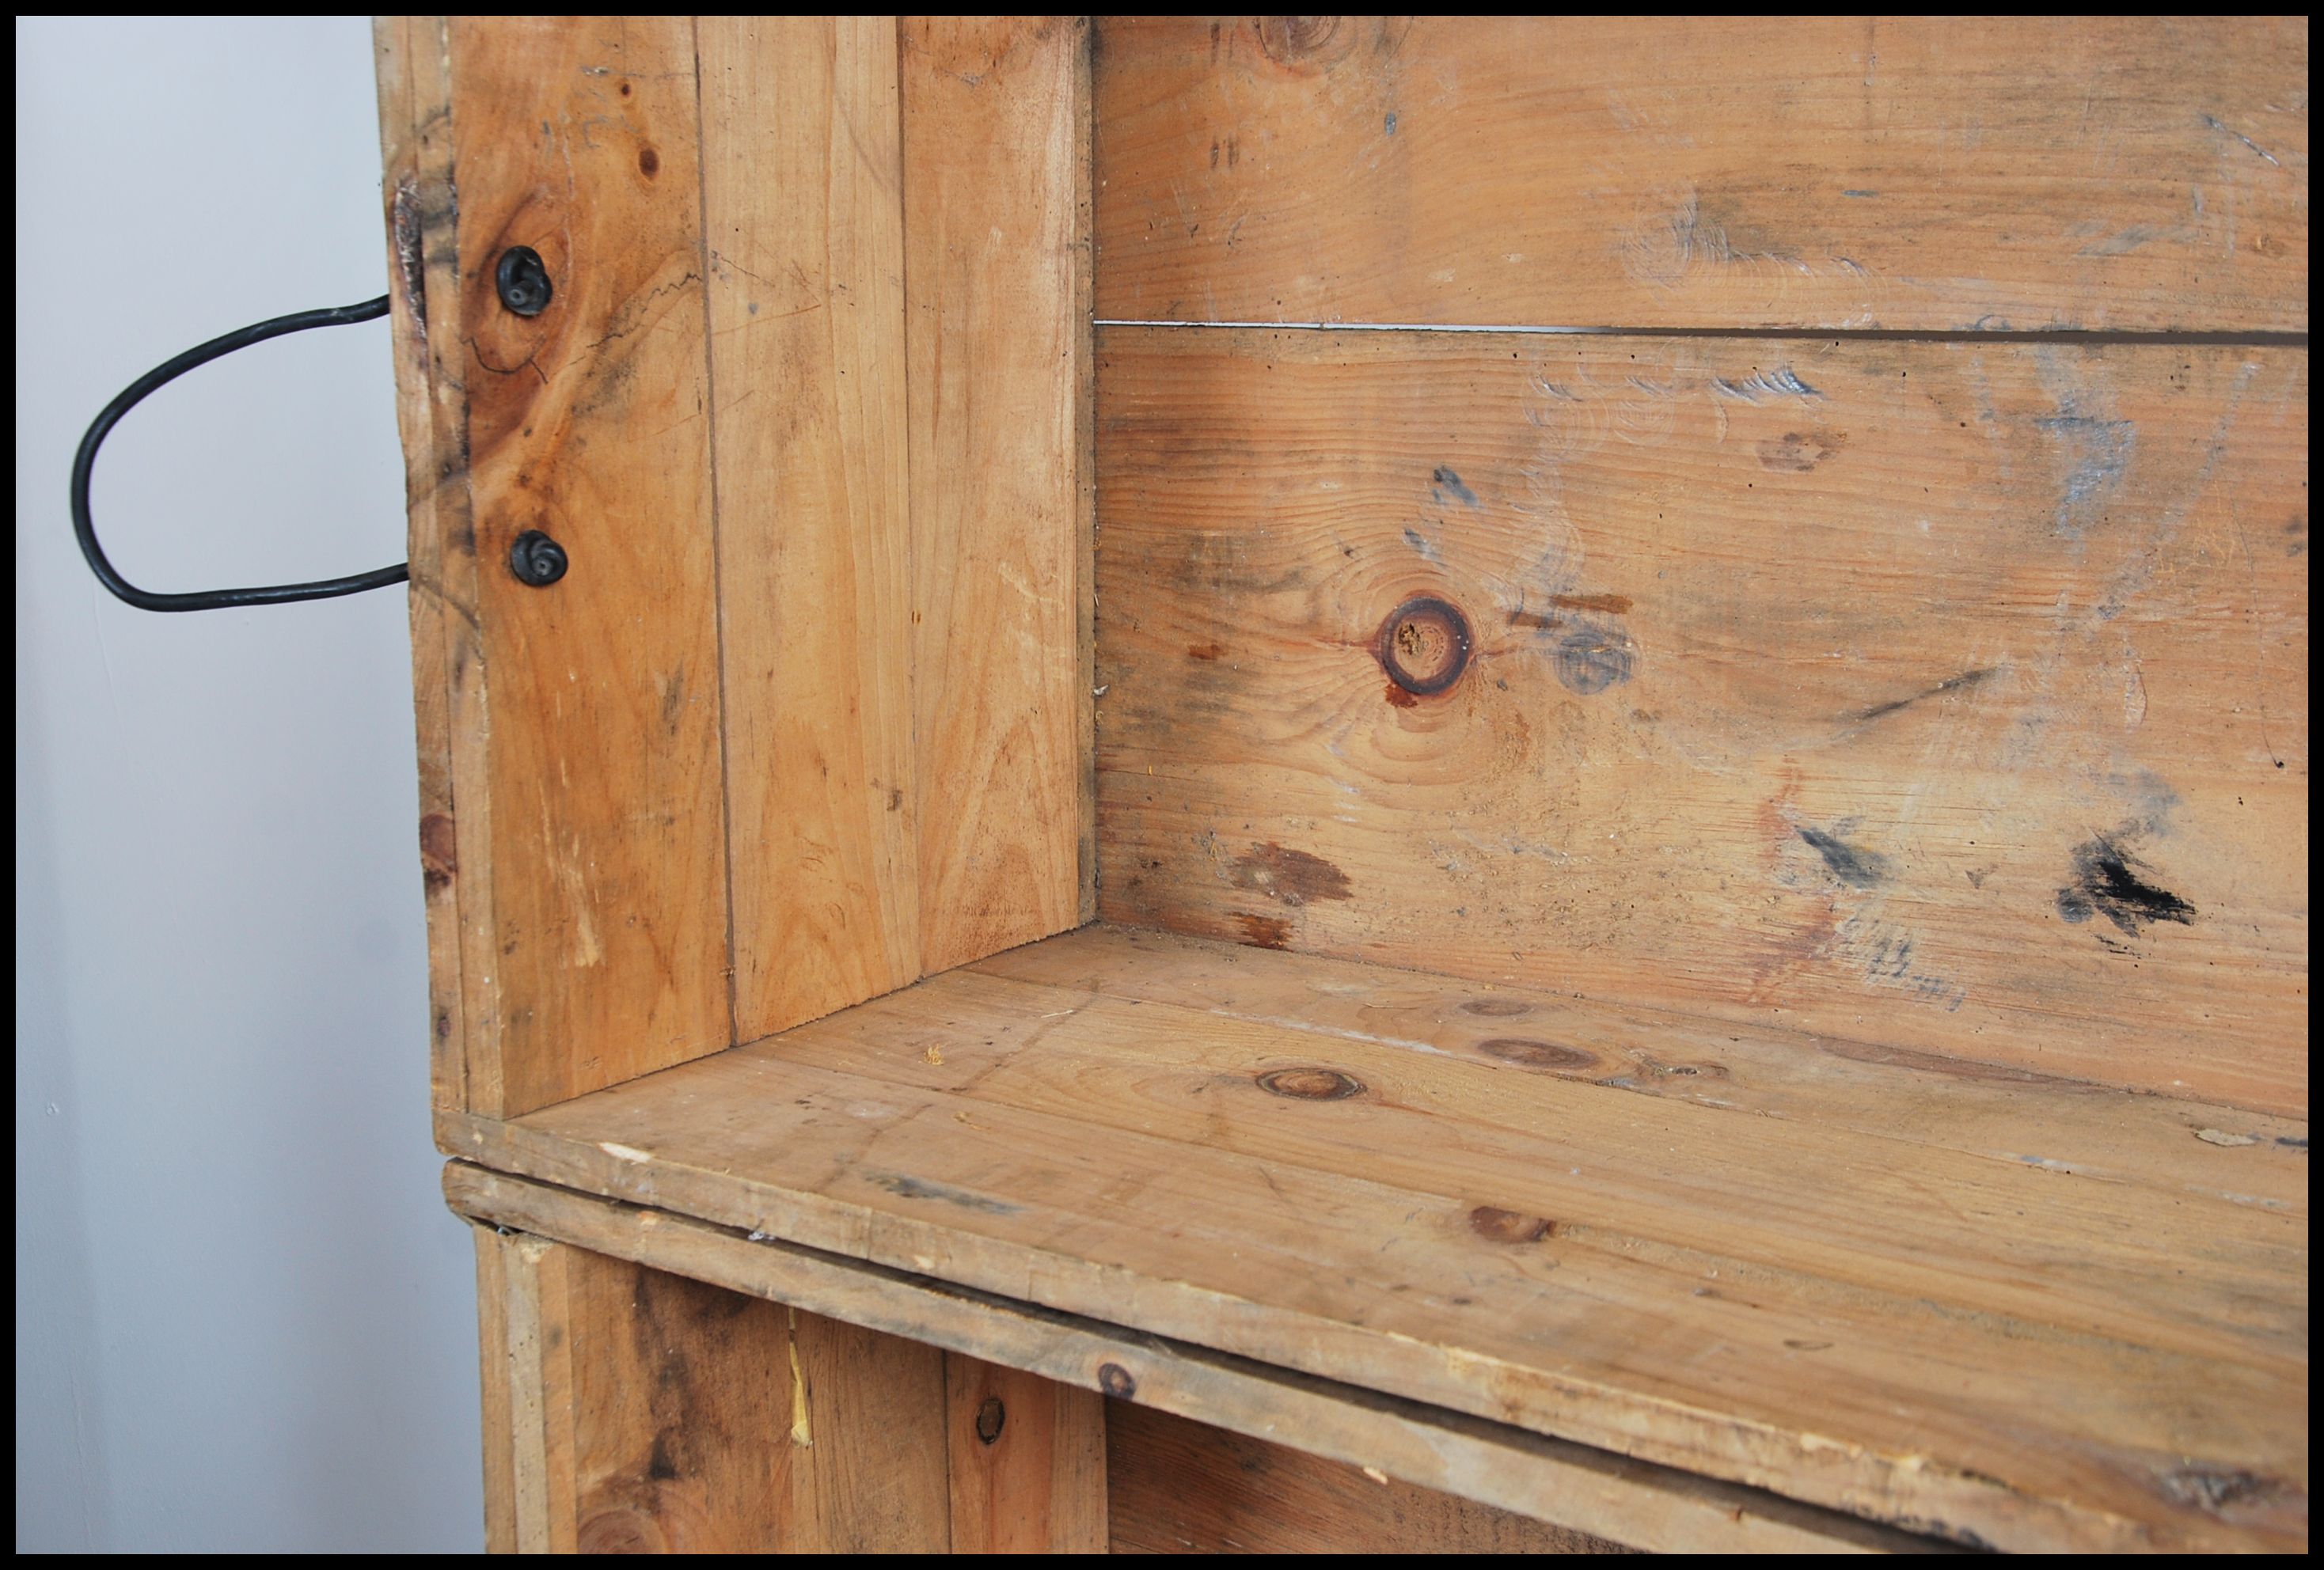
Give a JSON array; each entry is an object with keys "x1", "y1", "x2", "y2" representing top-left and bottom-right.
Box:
[
  {"x1": 1797, "y1": 827, "x2": 1893, "y2": 889},
  {"x1": 1849, "y1": 666, "x2": 1999, "y2": 723},
  {"x1": 2056, "y1": 833, "x2": 2195, "y2": 936},
  {"x1": 868, "y1": 1172, "x2": 1025, "y2": 1215}
]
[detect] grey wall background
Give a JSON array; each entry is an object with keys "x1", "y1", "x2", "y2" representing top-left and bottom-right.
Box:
[{"x1": 17, "y1": 17, "x2": 481, "y2": 1552}]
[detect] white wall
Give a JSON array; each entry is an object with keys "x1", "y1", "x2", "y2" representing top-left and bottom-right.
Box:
[{"x1": 17, "y1": 17, "x2": 481, "y2": 1552}]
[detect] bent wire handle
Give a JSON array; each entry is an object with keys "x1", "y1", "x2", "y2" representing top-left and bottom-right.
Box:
[{"x1": 70, "y1": 294, "x2": 407, "y2": 612}]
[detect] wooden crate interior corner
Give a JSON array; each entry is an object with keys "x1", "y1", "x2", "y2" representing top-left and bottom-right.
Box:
[{"x1": 374, "y1": 15, "x2": 2308, "y2": 1554}]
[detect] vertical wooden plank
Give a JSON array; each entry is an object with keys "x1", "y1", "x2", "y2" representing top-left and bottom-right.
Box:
[
  {"x1": 469, "y1": 1225, "x2": 518, "y2": 1554},
  {"x1": 697, "y1": 18, "x2": 921, "y2": 1041},
  {"x1": 790, "y1": 1312, "x2": 953, "y2": 1553},
  {"x1": 902, "y1": 17, "x2": 1094, "y2": 973},
  {"x1": 375, "y1": 15, "x2": 496, "y2": 1114},
  {"x1": 446, "y1": 16, "x2": 731, "y2": 1115},
  {"x1": 945, "y1": 1353, "x2": 1108, "y2": 1553}
]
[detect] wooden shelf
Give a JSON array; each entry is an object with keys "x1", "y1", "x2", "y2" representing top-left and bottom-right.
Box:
[{"x1": 439, "y1": 923, "x2": 2308, "y2": 1553}]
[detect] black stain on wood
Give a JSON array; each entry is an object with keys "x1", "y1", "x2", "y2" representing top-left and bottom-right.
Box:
[
  {"x1": 1232, "y1": 843, "x2": 1354, "y2": 905},
  {"x1": 1851, "y1": 666, "x2": 1999, "y2": 723},
  {"x1": 647, "y1": 1430, "x2": 681, "y2": 1481},
  {"x1": 1377, "y1": 596, "x2": 1471, "y2": 696},
  {"x1": 1430, "y1": 465, "x2": 1479, "y2": 507},
  {"x1": 868, "y1": 1173, "x2": 1023, "y2": 1215},
  {"x1": 1468, "y1": 1205, "x2": 1556, "y2": 1243},
  {"x1": 1549, "y1": 618, "x2": 1635, "y2": 695},
  {"x1": 2056, "y1": 835, "x2": 2195, "y2": 935},
  {"x1": 1476, "y1": 1037, "x2": 1598, "y2": 1072},
  {"x1": 1257, "y1": 1066, "x2": 1365, "y2": 1101},
  {"x1": 1235, "y1": 912, "x2": 1292, "y2": 949},
  {"x1": 1798, "y1": 826, "x2": 1893, "y2": 889},
  {"x1": 1098, "y1": 1362, "x2": 1137, "y2": 1399}
]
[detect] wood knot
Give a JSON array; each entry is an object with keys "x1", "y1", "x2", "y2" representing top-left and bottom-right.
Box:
[
  {"x1": 1098, "y1": 1362, "x2": 1137, "y2": 1399},
  {"x1": 1258, "y1": 1066, "x2": 1365, "y2": 1101},
  {"x1": 1460, "y1": 997, "x2": 1530, "y2": 1018},
  {"x1": 1468, "y1": 1205, "x2": 1557, "y2": 1244},
  {"x1": 1475, "y1": 1037, "x2": 1598, "y2": 1073},
  {"x1": 1377, "y1": 596, "x2": 1471, "y2": 698},
  {"x1": 1258, "y1": 16, "x2": 1349, "y2": 66},
  {"x1": 974, "y1": 1396, "x2": 1005, "y2": 1446}
]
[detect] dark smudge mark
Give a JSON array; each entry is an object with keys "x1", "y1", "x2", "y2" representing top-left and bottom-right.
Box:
[
  {"x1": 1552, "y1": 620, "x2": 1635, "y2": 695},
  {"x1": 420, "y1": 812, "x2": 458, "y2": 892},
  {"x1": 1232, "y1": 844, "x2": 1354, "y2": 906},
  {"x1": 2056, "y1": 835, "x2": 2195, "y2": 935},
  {"x1": 1851, "y1": 666, "x2": 1999, "y2": 723},
  {"x1": 1258, "y1": 1066, "x2": 1365, "y2": 1101},
  {"x1": 2277, "y1": 1136, "x2": 2307, "y2": 1151},
  {"x1": 1476, "y1": 1037, "x2": 1598, "y2": 1072},
  {"x1": 1798, "y1": 826, "x2": 1893, "y2": 889},
  {"x1": 647, "y1": 1431, "x2": 681, "y2": 1481},
  {"x1": 2162, "y1": 1464, "x2": 2280, "y2": 1513},
  {"x1": 1551, "y1": 591, "x2": 1632, "y2": 615},
  {"x1": 1757, "y1": 428, "x2": 1848, "y2": 472},
  {"x1": 1430, "y1": 465, "x2": 1479, "y2": 506},
  {"x1": 1784, "y1": 1339, "x2": 1833, "y2": 1352},
  {"x1": 1468, "y1": 1205, "x2": 1556, "y2": 1243},
  {"x1": 868, "y1": 1173, "x2": 1023, "y2": 1215},
  {"x1": 1235, "y1": 912, "x2": 1292, "y2": 949},
  {"x1": 1187, "y1": 642, "x2": 1225, "y2": 661},
  {"x1": 1460, "y1": 998, "x2": 1531, "y2": 1018},
  {"x1": 1507, "y1": 609, "x2": 1559, "y2": 631}
]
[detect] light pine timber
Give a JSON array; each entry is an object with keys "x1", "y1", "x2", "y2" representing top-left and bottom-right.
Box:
[
  {"x1": 697, "y1": 17, "x2": 921, "y2": 1039},
  {"x1": 436, "y1": 927, "x2": 2310, "y2": 1553},
  {"x1": 446, "y1": 1162, "x2": 1941, "y2": 1554},
  {"x1": 374, "y1": 15, "x2": 482, "y2": 1115},
  {"x1": 1094, "y1": 329, "x2": 2308, "y2": 1117},
  {"x1": 945, "y1": 1353, "x2": 1108, "y2": 1553},
  {"x1": 902, "y1": 17, "x2": 1095, "y2": 969},
  {"x1": 469, "y1": 1224, "x2": 950, "y2": 1553},
  {"x1": 388, "y1": 17, "x2": 735, "y2": 1117},
  {"x1": 1106, "y1": 1400, "x2": 1634, "y2": 1554},
  {"x1": 1093, "y1": 17, "x2": 2310, "y2": 332}
]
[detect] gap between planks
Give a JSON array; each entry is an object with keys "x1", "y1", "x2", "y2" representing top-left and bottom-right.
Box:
[{"x1": 1096, "y1": 320, "x2": 2310, "y2": 346}]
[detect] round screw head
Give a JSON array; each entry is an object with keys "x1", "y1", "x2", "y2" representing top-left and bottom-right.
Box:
[
  {"x1": 496, "y1": 246, "x2": 553, "y2": 317},
  {"x1": 509, "y1": 529, "x2": 568, "y2": 587}
]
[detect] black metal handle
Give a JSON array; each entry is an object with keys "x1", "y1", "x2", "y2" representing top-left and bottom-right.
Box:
[{"x1": 70, "y1": 294, "x2": 408, "y2": 612}]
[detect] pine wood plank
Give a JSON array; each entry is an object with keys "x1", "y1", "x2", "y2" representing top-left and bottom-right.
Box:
[
  {"x1": 428, "y1": 17, "x2": 733, "y2": 1116},
  {"x1": 788, "y1": 1310, "x2": 953, "y2": 1553},
  {"x1": 469, "y1": 1222, "x2": 519, "y2": 1553},
  {"x1": 375, "y1": 15, "x2": 495, "y2": 1115},
  {"x1": 1093, "y1": 17, "x2": 2310, "y2": 332},
  {"x1": 1107, "y1": 1400, "x2": 1633, "y2": 1554},
  {"x1": 1094, "y1": 328, "x2": 2308, "y2": 1115},
  {"x1": 445, "y1": 1162, "x2": 1939, "y2": 1553},
  {"x1": 902, "y1": 17, "x2": 1093, "y2": 970},
  {"x1": 698, "y1": 17, "x2": 922, "y2": 1041},
  {"x1": 437, "y1": 932, "x2": 2310, "y2": 1553},
  {"x1": 946, "y1": 1354, "x2": 1108, "y2": 1553}
]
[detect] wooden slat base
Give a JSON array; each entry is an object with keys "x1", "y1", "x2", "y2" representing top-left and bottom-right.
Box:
[{"x1": 439, "y1": 924, "x2": 2307, "y2": 1553}]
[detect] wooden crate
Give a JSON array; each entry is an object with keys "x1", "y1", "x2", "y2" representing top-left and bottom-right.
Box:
[{"x1": 374, "y1": 15, "x2": 2308, "y2": 1553}]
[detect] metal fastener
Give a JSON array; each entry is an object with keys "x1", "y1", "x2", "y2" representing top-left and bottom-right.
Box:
[
  {"x1": 508, "y1": 529, "x2": 568, "y2": 587},
  {"x1": 495, "y1": 246, "x2": 553, "y2": 317}
]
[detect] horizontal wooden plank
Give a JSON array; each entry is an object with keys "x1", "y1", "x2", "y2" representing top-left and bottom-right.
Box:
[
  {"x1": 1094, "y1": 328, "x2": 2308, "y2": 1115},
  {"x1": 1093, "y1": 17, "x2": 2310, "y2": 331},
  {"x1": 438, "y1": 928, "x2": 2309, "y2": 1552},
  {"x1": 445, "y1": 1161, "x2": 1939, "y2": 1553},
  {"x1": 1107, "y1": 1400, "x2": 1633, "y2": 1554}
]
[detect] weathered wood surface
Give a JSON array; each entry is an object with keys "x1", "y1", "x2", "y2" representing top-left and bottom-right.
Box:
[
  {"x1": 469, "y1": 1225, "x2": 951, "y2": 1553},
  {"x1": 946, "y1": 1353, "x2": 1108, "y2": 1553},
  {"x1": 378, "y1": 17, "x2": 1096, "y2": 1115},
  {"x1": 1107, "y1": 1400, "x2": 1632, "y2": 1554},
  {"x1": 905, "y1": 17, "x2": 1096, "y2": 968},
  {"x1": 439, "y1": 927, "x2": 2310, "y2": 1552},
  {"x1": 701, "y1": 17, "x2": 922, "y2": 1041},
  {"x1": 447, "y1": 1162, "x2": 1937, "y2": 1553},
  {"x1": 1094, "y1": 328, "x2": 2308, "y2": 1116},
  {"x1": 1093, "y1": 17, "x2": 2311, "y2": 331}
]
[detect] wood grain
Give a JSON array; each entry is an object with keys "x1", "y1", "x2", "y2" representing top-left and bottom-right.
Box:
[
  {"x1": 439, "y1": 927, "x2": 2310, "y2": 1553},
  {"x1": 902, "y1": 17, "x2": 1093, "y2": 971},
  {"x1": 439, "y1": 16, "x2": 732, "y2": 1116},
  {"x1": 375, "y1": 15, "x2": 493, "y2": 1115},
  {"x1": 446, "y1": 1161, "x2": 1938, "y2": 1553},
  {"x1": 467, "y1": 1224, "x2": 951, "y2": 1553},
  {"x1": 946, "y1": 1353, "x2": 1107, "y2": 1553},
  {"x1": 698, "y1": 17, "x2": 921, "y2": 1039},
  {"x1": 1094, "y1": 328, "x2": 2308, "y2": 1115},
  {"x1": 1107, "y1": 1400, "x2": 1633, "y2": 1554},
  {"x1": 1093, "y1": 17, "x2": 2311, "y2": 331}
]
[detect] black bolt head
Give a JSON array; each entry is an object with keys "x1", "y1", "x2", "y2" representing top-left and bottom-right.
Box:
[
  {"x1": 496, "y1": 246, "x2": 553, "y2": 317},
  {"x1": 509, "y1": 529, "x2": 568, "y2": 587}
]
